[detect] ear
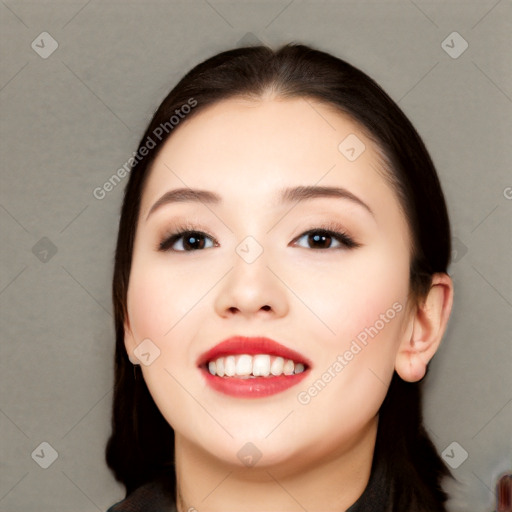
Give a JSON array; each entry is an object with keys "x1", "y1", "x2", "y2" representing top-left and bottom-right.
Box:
[
  {"x1": 395, "y1": 273, "x2": 453, "y2": 382},
  {"x1": 124, "y1": 315, "x2": 139, "y2": 365}
]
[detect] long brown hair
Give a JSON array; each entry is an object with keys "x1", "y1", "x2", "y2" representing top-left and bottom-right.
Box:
[{"x1": 106, "y1": 42, "x2": 454, "y2": 510}]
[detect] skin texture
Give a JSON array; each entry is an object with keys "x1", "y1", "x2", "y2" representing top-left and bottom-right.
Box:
[{"x1": 124, "y1": 96, "x2": 453, "y2": 511}]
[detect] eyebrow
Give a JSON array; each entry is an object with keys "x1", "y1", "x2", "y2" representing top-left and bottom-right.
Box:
[{"x1": 145, "y1": 185, "x2": 374, "y2": 221}]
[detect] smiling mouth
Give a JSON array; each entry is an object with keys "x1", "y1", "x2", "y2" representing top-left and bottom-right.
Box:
[
  {"x1": 197, "y1": 335, "x2": 311, "y2": 398},
  {"x1": 200, "y1": 365, "x2": 310, "y2": 398},
  {"x1": 202, "y1": 353, "x2": 307, "y2": 378}
]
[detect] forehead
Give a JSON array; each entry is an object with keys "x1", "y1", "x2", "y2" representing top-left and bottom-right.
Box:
[{"x1": 140, "y1": 96, "x2": 402, "y2": 225}]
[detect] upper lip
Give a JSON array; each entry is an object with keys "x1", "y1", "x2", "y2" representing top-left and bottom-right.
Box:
[{"x1": 197, "y1": 336, "x2": 312, "y2": 368}]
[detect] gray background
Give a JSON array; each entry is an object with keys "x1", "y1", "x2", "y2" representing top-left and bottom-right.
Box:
[{"x1": 0, "y1": 1, "x2": 510, "y2": 511}]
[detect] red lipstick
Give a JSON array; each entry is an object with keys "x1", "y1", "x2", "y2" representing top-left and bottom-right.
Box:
[{"x1": 197, "y1": 336, "x2": 311, "y2": 399}]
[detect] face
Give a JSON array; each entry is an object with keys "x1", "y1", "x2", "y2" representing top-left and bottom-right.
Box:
[{"x1": 124, "y1": 96, "x2": 413, "y2": 471}]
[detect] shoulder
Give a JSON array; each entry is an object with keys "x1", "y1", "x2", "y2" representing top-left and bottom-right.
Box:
[{"x1": 106, "y1": 477, "x2": 177, "y2": 512}]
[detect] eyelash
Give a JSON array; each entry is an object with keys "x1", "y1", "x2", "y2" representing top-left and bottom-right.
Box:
[{"x1": 157, "y1": 221, "x2": 361, "y2": 253}]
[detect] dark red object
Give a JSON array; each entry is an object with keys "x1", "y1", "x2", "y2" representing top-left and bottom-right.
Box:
[{"x1": 497, "y1": 473, "x2": 512, "y2": 512}]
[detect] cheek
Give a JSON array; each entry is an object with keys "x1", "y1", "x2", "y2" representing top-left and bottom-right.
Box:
[
  {"x1": 126, "y1": 276, "x2": 168, "y2": 344},
  {"x1": 127, "y1": 253, "x2": 203, "y2": 341},
  {"x1": 299, "y1": 246, "x2": 409, "y2": 349},
  {"x1": 126, "y1": 258, "x2": 206, "y2": 428},
  {"x1": 126, "y1": 250, "x2": 222, "y2": 384},
  {"x1": 125, "y1": 256, "x2": 194, "y2": 395},
  {"x1": 290, "y1": 246, "x2": 409, "y2": 431},
  {"x1": 294, "y1": 279, "x2": 407, "y2": 449}
]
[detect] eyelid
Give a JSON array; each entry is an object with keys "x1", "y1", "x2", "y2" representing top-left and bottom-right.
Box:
[
  {"x1": 156, "y1": 220, "x2": 361, "y2": 252},
  {"x1": 159, "y1": 221, "x2": 215, "y2": 241},
  {"x1": 156, "y1": 221, "x2": 219, "y2": 252},
  {"x1": 292, "y1": 220, "x2": 361, "y2": 249}
]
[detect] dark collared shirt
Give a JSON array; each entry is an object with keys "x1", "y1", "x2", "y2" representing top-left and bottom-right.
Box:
[{"x1": 106, "y1": 455, "x2": 389, "y2": 512}]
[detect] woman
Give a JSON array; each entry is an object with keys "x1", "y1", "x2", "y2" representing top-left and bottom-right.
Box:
[{"x1": 105, "y1": 42, "x2": 455, "y2": 511}]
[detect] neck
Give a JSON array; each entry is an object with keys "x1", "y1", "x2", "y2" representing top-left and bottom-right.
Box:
[{"x1": 175, "y1": 415, "x2": 378, "y2": 512}]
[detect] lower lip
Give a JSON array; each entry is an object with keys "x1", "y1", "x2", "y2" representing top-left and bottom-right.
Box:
[{"x1": 200, "y1": 367, "x2": 309, "y2": 398}]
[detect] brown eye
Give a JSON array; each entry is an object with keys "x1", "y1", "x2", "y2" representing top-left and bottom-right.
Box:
[
  {"x1": 294, "y1": 228, "x2": 359, "y2": 250},
  {"x1": 159, "y1": 231, "x2": 216, "y2": 252}
]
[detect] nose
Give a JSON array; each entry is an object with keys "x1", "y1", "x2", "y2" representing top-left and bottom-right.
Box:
[{"x1": 213, "y1": 243, "x2": 289, "y2": 320}]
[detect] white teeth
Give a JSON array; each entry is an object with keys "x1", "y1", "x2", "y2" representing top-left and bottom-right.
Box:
[
  {"x1": 283, "y1": 359, "x2": 295, "y2": 375},
  {"x1": 224, "y1": 355, "x2": 236, "y2": 376},
  {"x1": 236, "y1": 355, "x2": 252, "y2": 376},
  {"x1": 206, "y1": 354, "x2": 307, "y2": 378},
  {"x1": 252, "y1": 354, "x2": 271, "y2": 376},
  {"x1": 216, "y1": 358, "x2": 225, "y2": 377},
  {"x1": 270, "y1": 356, "x2": 284, "y2": 375}
]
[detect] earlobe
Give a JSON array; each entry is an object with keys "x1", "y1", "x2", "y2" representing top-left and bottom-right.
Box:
[{"x1": 395, "y1": 273, "x2": 454, "y2": 382}]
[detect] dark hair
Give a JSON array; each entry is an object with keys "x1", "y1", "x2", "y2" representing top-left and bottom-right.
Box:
[{"x1": 106, "y1": 43, "x2": 454, "y2": 510}]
